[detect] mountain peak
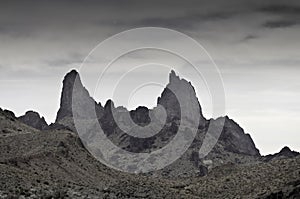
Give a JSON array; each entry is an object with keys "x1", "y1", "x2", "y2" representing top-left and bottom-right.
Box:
[
  {"x1": 64, "y1": 69, "x2": 80, "y2": 85},
  {"x1": 68, "y1": 69, "x2": 79, "y2": 74},
  {"x1": 55, "y1": 69, "x2": 104, "y2": 124},
  {"x1": 55, "y1": 69, "x2": 83, "y2": 122},
  {"x1": 263, "y1": 146, "x2": 299, "y2": 161},
  {"x1": 104, "y1": 99, "x2": 115, "y2": 110},
  {"x1": 169, "y1": 69, "x2": 180, "y2": 83},
  {"x1": 18, "y1": 110, "x2": 48, "y2": 130},
  {"x1": 158, "y1": 70, "x2": 205, "y2": 123},
  {"x1": 278, "y1": 146, "x2": 299, "y2": 157},
  {"x1": 280, "y1": 146, "x2": 292, "y2": 153}
]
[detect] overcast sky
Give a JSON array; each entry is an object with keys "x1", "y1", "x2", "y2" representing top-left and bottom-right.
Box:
[{"x1": 0, "y1": 0, "x2": 299, "y2": 155}]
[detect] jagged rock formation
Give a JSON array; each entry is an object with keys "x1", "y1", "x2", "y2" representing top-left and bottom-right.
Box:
[
  {"x1": 130, "y1": 106, "x2": 151, "y2": 125},
  {"x1": 18, "y1": 111, "x2": 48, "y2": 130},
  {"x1": 278, "y1": 146, "x2": 300, "y2": 157},
  {"x1": 157, "y1": 70, "x2": 205, "y2": 125},
  {"x1": 53, "y1": 69, "x2": 261, "y2": 176},
  {"x1": 263, "y1": 146, "x2": 300, "y2": 161},
  {"x1": 55, "y1": 70, "x2": 104, "y2": 131},
  {"x1": 56, "y1": 70, "x2": 78, "y2": 122},
  {"x1": 0, "y1": 67, "x2": 299, "y2": 197},
  {"x1": 2, "y1": 109, "x2": 16, "y2": 120},
  {"x1": 0, "y1": 108, "x2": 40, "y2": 137}
]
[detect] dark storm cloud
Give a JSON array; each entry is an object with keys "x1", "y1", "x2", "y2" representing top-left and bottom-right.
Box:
[
  {"x1": 90, "y1": 0, "x2": 243, "y2": 30},
  {"x1": 1, "y1": 0, "x2": 299, "y2": 41},
  {"x1": 263, "y1": 20, "x2": 298, "y2": 29},
  {"x1": 134, "y1": 11, "x2": 237, "y2": 29},
  {"x1": 260, "y1": 4, "x2": 300, "y2": 16},
  {"x1": 258, "y1": 3, "x2": 300, "y2": 29}
]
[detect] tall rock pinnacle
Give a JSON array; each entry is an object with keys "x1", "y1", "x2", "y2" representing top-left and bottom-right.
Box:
[
  {"x1": 157, "y1": 70, "x2": 205, "y2": 124},
  {"x1": 55, "y1": 70, "x2": 103, "y2": 123},
  {"x1": 56, "y1": 70, "x2": 78, "y2": 122}
]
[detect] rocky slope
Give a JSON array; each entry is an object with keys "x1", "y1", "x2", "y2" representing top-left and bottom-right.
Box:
[
  {"x1": 0, "y1": 108, "x2": 299, "y2": 198},
  {"x1": 0, "y1": 109, "x2": 181, "y2": 198}
]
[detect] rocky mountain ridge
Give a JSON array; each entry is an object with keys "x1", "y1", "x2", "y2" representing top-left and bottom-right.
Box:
[
  {"x1": 263, "y1": 146, "x2": 300, "y2": 162},
  {"x1": 16, "y1": 69, "x2": 298, "y2": 177},
  {"x1": 1, "y1": 69, "x2": 299, "y2": 198},
  {"x1": 18, "y1": 111, "x2": 48, "y2": 131}
]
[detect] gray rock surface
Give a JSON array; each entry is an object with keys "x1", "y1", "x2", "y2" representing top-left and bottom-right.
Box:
[
  {"x1": 217, "y1": 116, "x2": 260, "y2": 156},
  {"x1": 55, "y1": 70, "x2": 104, "y2": 124},
  {"x1": 18, "y1": 111, "x2": 48, "y2": 130},
  {"x1": 157, "y1": 70, "x2": 205, "y2": 125},
  {"x1": 263, "y1": 146, "x2": 300, "y2": 161},
  {"x1": 54, "y1": 69, "x2": 261, "y2": 177}
]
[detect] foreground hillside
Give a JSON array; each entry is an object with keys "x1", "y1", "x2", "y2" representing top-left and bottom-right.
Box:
[
  {"x1": 0, "y1": 109, "x2": 181, "y2": 198},
  {"x1": 0, "y1": 108, "x2": 299, "y2": 198}
]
